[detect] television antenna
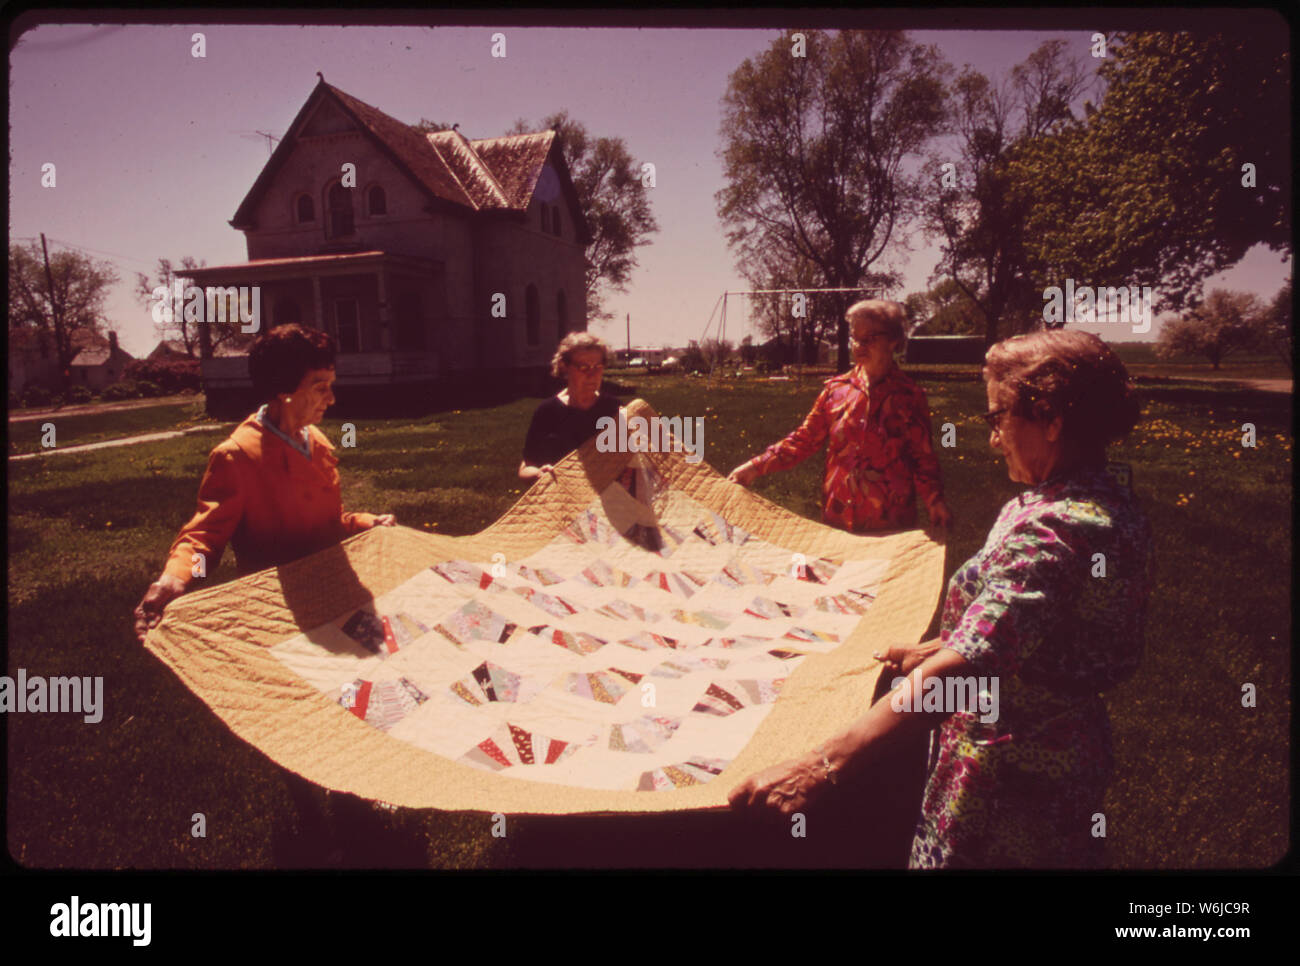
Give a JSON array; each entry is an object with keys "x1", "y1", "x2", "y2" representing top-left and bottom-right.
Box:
[{"x1": 236, "y1": 130, "x2": 281, "y2": 157}]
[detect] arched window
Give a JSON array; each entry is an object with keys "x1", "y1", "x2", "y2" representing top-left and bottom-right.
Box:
[
  {"x1": 525, "y1": 284, "x2": 540, "y2": 346},
  {"x1": 274, "y1": 299, "x2": 302, "y2": 325},
  {"x1": 540, "y1": 206, "x2": 550, "y2": 233},
  {"x1": 326, "y1": 182, "x2": 354, "y2": 238},
  {"x1": 295, "y1": 194, "x2": 315, "y2": 223},
  {"x1": 551, "y1": 206, "x2": 562, "y2": 237},
  {"x1": 367, "y1": 185, "x2": 386, "y2": 216},
  {"x1": 556, "y1": 290, "x2": 568, "y2": 338}
]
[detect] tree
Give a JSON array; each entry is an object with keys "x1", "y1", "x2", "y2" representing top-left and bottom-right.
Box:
[
  {"x1": 1154, "y1": 288, "x2": 1268, "y2": 370},
  {"x1": 8, "y1": 240, "x2": 119, "y2": 390},
  {"x1": 1011, "y1": 32, "x2": 1291, "y2": 314},
  {"x1": 134, "y1": 256, "x2": 248, "y2": 357},
  {"x1": 508, "y1": 113, "x2": 659, "y2": 323},
  {"x1": 925, "y1": 41, "x2": 1092, "y2": 345},
  {"x1": 904, "y1": 278, "x2": 987, "y2": 335},
  {"x1": 717, "y1": 30, "x2": 948, "y2": 370},
  {"x1": 1261, "y1": 279, "x2": 1293, "y2": 370}
]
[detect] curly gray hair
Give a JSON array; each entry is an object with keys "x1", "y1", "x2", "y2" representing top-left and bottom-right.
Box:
[{"x1": 551, "y1": 332, "x2": 612, "y2": 379}]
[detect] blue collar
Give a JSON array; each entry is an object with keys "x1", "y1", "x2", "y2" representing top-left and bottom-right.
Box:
[{"x1": 255, "y1": 405, "x2": 312, "y2": 460}]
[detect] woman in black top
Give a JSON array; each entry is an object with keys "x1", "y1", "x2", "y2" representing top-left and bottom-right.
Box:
[{"x1": 520, "y1": 332, "x2": 621, "y2": 481}]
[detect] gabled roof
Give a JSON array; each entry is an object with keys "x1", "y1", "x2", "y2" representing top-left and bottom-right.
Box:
[
  {"x1": 469, "y1": 132, "x2": 555, "y2": 209},
  {"x1": 230, "y1": 80, "x2": 585, "y2": 231},
  {"x1": 426, "y1": 129, "x2": 512, "y2": 210}
]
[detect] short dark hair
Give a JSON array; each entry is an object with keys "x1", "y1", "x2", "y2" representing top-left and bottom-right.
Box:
[{"x1": 248, "y1": 324, "x2": 336, "y2": 401}]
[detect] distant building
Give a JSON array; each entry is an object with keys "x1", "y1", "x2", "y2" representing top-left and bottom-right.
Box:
[
  {"x1": 8, "y1": 327, "x2": 133, "y2": 396},
  {"x1": 905, "y1": 335, "x2": 986, "y2": 365},
  {"x1": 69, "y1": 331, "x2": 135, "y2": 390},
  {"x1": 179, "y1": 77, "x2": 591, "y2": 414},
  {"x1": 147, "y1": 339, "x2": 196, "y2": 362}
]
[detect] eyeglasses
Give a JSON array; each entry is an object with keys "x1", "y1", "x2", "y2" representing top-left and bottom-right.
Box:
[
  {"x1": 568, "y1": 363, "x2": 605, "y2": 375},
  {"x1": 981, "y1": 407, "x2": 1010, "y2": 432},
  {"x1": 852, "y1": 332, "x2": 893, "y2": 346}
]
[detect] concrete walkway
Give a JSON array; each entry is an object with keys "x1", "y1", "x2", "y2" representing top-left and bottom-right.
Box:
[
  {"x1": 10, "y1": 424, "x2": 225, "y2": 461},
  {"x1": 8, "y1": 394, "x2": 202, "y2": 423}
]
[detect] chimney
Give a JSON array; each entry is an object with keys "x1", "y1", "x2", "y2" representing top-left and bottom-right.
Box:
[{"x1": 108, "y1": 331, "x2": 119, "y2": 352}]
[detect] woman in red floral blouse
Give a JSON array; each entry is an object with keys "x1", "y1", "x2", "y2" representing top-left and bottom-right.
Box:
[{"x1": 727, "y1": 300, "x2": 953, "y2": 531}]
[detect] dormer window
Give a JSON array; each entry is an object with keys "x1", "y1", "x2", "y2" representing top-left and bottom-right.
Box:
[
  {"x1": 295, "y1": 194, "x2": 315, "y2": 223},
  {"x1": 367, "y1": 185, "x2": 387, "y2": 217},
  {"x1": 326, "y1": 182, "x2": 354, "y2": 238}
]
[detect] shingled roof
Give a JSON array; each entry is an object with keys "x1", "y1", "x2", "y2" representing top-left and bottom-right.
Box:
[{"x1": 231, "y1": 80, "x2": 573, "y2": 226}]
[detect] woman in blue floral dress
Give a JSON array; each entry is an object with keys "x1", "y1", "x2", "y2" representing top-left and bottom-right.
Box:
[{"x1": 730, "y1": 329, "x2": 1152, "y2": 869}]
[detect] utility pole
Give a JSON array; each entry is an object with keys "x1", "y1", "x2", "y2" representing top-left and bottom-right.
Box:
[
  {"x1": 40, "y1": 233, "x2": 69, "y2": 392},
  {"x1": 626, "y1": 313, "x2": 631, "y2": 366}
]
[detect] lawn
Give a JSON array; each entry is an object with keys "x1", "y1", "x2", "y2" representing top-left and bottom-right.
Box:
[
  {"x1": 6, "y1": 367, "x2": 1291, "y2": 868},
  {"x1": 7, "y1": 397, "x2": 213, "y2": 456}
]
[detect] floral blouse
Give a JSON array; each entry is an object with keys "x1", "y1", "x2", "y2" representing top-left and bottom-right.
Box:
[
  {"x1": 751, "y1": 366, "x2": 945, "y2": 531},
  {"x1": 908, "y1": 464, "x2": 1153, "y2": 869}
]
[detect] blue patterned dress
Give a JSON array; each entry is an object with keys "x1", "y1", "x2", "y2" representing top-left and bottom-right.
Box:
[{"x1": 908, "y1": 463, "x2": 1153, "y2": 869}]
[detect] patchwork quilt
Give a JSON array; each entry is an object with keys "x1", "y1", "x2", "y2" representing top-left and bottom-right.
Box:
[{"x1": 146, "y1": 400, "x2": 945, "y2": 813}]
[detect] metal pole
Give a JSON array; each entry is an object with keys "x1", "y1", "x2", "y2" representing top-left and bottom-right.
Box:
[{"x1": 40, "y1": 233, "x2": 68, "y2": 392}]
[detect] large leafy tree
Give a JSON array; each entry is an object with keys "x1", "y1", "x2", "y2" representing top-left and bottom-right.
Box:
[
  {"x1": 8, "y1": 241, "x2": 119, "y2": 389},
  {"x1": 1010, "y1": 31, "x2": 1291, "y2": 314},
  {"x1": 717, "y1": 30, "x2": 948, "y2": 370},
  {"x1": 925, "y1": 41, "x2": 1092, "y2": 345}
]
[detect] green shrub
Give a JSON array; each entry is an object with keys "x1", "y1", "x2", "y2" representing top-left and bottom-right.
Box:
[
  {"x1": 102, "y1": 381, "x2": 139, "y2": 401},
  {"x1": 21, "y1": 385, "x2": 53, "y2": 408},
  {"x1": 135, "y1": 380, "x2": 163, "y2": 398},
  {"x1": 65, "y1": 385, "x2": 94, "y2": 404}
]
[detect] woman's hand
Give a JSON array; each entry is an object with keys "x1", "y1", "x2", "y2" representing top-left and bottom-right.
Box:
[
  {"x1": 727, "y1": 460, "x2": 760, "y2": 487},
  {"x1": 875, "y1": 638, "x2": 943, "y2": 677},
  {"x1": 134, "y1": 574, "x2": 188, "y2": 643},
  {"x1": 928, "y1": 500, "x2": 954, "y2": 529},
  {"x1": 372, "y1": 514, "x2": 397, "y2": 527},
  {"x1": 518, "y1": 462, "x2": 557, "y2": 482},
  {"x1": 728, "y1": 755, "x2": 829, "y2": 818}
]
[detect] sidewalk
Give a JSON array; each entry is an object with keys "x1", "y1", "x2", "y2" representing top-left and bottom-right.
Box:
[
  {"x1": 10, "y1": 424, "x2": 224, "y2": 461},
  {"x1": 8, "y1": 394, "x2": 202, "y2": 423}
]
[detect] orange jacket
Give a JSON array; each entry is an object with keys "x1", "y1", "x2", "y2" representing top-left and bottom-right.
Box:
[{"x1": 163, "y1": 414, "x2": 376, "y2": 586}]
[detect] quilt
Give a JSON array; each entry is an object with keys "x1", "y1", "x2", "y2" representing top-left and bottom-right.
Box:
[{"x1": 145, "y1": 400, "x2": 945, "y2": 813}]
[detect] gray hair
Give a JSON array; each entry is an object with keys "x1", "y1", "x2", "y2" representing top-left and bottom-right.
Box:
[
  {"x1": 551, "y1": 332, "x2": 611, "y2": 378},
  {"x1": 846, "y1": 299, "x2": 907, "y2": 344}
]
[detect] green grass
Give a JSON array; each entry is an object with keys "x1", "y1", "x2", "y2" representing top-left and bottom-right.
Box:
[{"x1": 6, "y1": 368, "x2": 1291, "y2": 868}]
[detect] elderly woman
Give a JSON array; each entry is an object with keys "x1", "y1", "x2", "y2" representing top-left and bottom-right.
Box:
[
  {"x1": 730, "y1": 330, "x2": 1152, "y2": 869},
  {"x1": 132, "y1": 323, "x2": 397, "y2": 867},
  {"x1": 519, "y1": 332, "x2": 620, "y2": 481},
  {"x1": 134, "y1": 323, "x2": 395, "y2": 640},
  {"x1": 728, "y1": 299, "x2": 952, "y2": 531}
]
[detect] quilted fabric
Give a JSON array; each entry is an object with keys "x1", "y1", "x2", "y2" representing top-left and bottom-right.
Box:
[{"x1": 145, "y1": 400, "x2": 945, "y2": 814}]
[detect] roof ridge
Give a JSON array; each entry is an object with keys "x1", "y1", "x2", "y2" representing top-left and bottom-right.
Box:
[{"x1": 430, "y1": 130, "x2": 511, "y2": 209}]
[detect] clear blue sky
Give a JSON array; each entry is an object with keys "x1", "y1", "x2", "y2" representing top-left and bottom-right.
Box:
[{"x1": 10, "y1": 22, "x2": 1290, "y2": 357}]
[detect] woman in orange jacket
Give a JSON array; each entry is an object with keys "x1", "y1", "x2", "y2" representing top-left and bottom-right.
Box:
[
  {"x1": 133, "y1": 323, "x2": 397, "y2": 867},
  {"x1": 133, "y1": 323, "x2": 394, "y2": 641}
]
